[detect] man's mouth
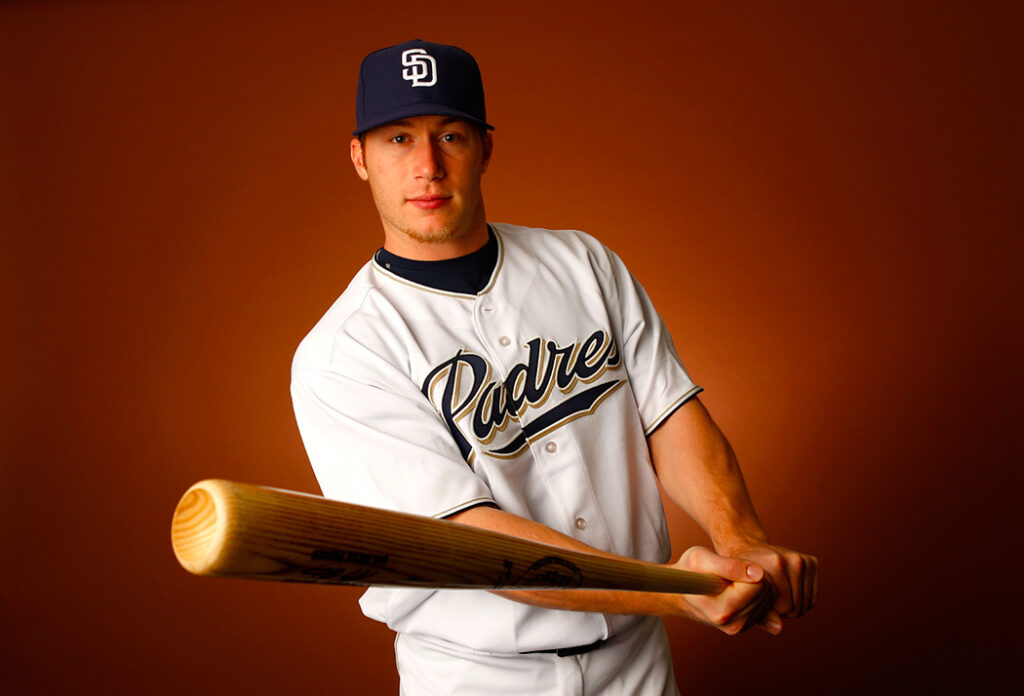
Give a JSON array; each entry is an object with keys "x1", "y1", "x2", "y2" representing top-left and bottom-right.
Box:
[{"x1": 407, "y1": 195, "x2": 451, "y2": 210}]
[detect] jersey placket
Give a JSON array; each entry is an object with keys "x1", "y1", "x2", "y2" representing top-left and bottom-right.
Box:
[{"x1": 470, "y1": 295, "x2": 612, "y2": 547}]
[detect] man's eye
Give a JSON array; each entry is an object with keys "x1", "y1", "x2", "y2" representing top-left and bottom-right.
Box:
[
  {"x1": 440, "y1": 133, "x2": 461, "y2": 143},
  {"x1": 390, "y1": 135, "x2": 409, "y2": 144}
]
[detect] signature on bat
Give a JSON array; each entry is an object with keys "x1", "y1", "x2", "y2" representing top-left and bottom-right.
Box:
[
  {"x1": 300, "y1": 548, "x2": 390, "y2": 583},
  {"x1": 497, "y1": 556, "x2": 584, "y2": 588}
]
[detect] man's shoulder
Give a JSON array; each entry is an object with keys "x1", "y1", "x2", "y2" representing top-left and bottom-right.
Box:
[
  {"x1": 291, "y1": 260, "x2": 380, "y2": 374},
  {"x1": 492, "y1": 222, "x2": 619, "y2": 273},
  {"x1": 492, "y1": 222, "x2": 612, "y2": 256},
  {"x1": 491, "y1": 222, "x2": 599, "y2": 244}
]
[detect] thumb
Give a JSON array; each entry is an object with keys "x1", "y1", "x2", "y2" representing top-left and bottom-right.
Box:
[{"x1": 685, "y1": 547, "x2": 764, "y2": 583}]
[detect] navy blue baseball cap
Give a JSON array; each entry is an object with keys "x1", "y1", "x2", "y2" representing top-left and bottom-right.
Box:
[{"x1": 353, "y1": 39, "x2": 494, "y2": 135}]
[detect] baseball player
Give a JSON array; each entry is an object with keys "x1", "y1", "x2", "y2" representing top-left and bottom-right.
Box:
[{"x1": 291, "y1": 39, "x2": 818, "y2": 695}]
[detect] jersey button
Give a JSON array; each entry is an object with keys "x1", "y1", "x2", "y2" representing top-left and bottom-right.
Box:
[
  {"x1": 499, "y1": 336, "x2": 512, "y2": 347},
  {"x1": 575, "y1": 517, "x2": 587, "y2": 530},
  {"x1": 544, "y1": 442, "x2": 557, "y2": 453}
]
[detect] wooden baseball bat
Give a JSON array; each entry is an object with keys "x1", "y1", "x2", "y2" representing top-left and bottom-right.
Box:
[{"x1": 171, "y1": 479, "x2": 727, "y2": 595}]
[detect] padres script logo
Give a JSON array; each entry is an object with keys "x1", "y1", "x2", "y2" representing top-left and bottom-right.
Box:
[
  {"x1": 401, "y1": 48, "x2": 437, "y2": 87},
  {"x1": 422, "y1": 329, "x2": 625, "y2": 460}
]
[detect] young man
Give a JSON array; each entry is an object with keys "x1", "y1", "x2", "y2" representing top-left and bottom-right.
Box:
[{"x1": 291, "y1": 39, "x2": 817, "y2": 695}]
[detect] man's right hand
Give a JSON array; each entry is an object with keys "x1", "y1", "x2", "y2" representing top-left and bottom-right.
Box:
[{"x1": 673, "y1": 546, "x2": 781, "y2": 635}]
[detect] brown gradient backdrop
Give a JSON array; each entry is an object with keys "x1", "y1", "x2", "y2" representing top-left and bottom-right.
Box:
[{"x1": 3, "y1": 1, "x2": 1021, "y2": 693}]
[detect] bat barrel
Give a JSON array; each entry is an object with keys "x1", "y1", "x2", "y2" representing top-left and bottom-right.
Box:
[{"x1": 171, "y1": 479, "x2": 726, "y2": 595}]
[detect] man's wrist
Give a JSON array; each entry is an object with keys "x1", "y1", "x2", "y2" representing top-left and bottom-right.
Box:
[{"x1": 712, "y1": 529, "x2": 770, "y2": 558}]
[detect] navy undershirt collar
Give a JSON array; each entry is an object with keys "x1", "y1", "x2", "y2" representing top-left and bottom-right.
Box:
[{"x1": 374, "y1": 227, "x2": 498, "y2": 295}]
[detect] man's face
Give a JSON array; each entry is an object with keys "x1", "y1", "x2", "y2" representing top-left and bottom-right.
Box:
[{"x1": 351, "y1": 115, "x2": 492, "y2": 259}]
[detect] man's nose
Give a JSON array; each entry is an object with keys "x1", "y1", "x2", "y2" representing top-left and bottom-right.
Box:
[{"x1": 413, "y1": 141, "x2": 445, "y2": 180}]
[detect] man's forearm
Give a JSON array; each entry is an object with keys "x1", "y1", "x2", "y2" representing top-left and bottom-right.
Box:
[
  {"x1": 447, "y1": 505, "x2": 690, "y2": 616},
  {"x1": 648, "y1": 398, "x2": 769, "y2": 556},
  {"x1": 648, "y1": 397, "x2": 820, "y2": 627}
]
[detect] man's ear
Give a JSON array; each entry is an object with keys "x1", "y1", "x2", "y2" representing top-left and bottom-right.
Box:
[
  {"x1": 350, "y1": 137, "x2": 370, "y2": 181},
  {"x1": 481, "y1": 132, "x2": 493, "y2": 173}
]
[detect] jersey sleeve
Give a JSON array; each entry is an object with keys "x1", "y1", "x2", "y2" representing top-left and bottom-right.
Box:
[
  {"x1": 291, "y1": 348, "x2": 495, "y2": 519},
  {"x1": 598, "y1": 243, "x2": 703, "y2": 434}
]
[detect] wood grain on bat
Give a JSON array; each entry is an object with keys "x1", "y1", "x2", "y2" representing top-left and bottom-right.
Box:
[{"x1": 171, "y1": 479, "x2": 726, "y2": 595}]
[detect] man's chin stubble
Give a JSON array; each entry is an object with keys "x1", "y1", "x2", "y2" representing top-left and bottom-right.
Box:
[{"x1": 402, "y1": 223, "x2": 460, "y2": 245}]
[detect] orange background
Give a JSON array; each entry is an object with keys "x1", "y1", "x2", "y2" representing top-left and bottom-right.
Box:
[{"x1": 2, "y1": 2, "x2": 1021, "y2": 693}]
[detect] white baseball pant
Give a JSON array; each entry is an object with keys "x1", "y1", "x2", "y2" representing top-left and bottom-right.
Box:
[{"x1": 395, "y1": 615, "x2": 680, "y2": 696}]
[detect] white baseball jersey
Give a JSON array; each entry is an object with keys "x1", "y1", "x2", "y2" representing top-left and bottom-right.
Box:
[{"x1": 291, "y1": 223, "x2": 701, "y2": 654}]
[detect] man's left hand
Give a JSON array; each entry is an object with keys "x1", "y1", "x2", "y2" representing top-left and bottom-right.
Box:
[{"x1": 733, "y1": 544, "x2": 819, "y2": 632}]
